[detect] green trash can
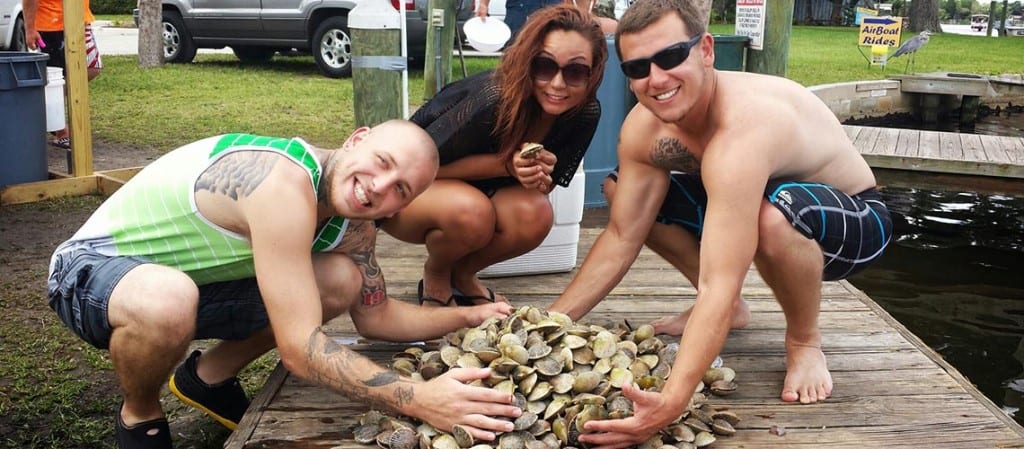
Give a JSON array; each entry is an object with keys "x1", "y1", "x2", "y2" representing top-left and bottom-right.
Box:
[
  {"x1": 712, "y1": 35, "x2": 749, "y2": 71},
  {"x1": 0, "y1": 52, "x2": 49, "y2": 188}
]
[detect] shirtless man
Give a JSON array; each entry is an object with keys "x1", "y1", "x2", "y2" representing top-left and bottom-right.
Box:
[
  {"x1": 548, "y1": 0, "x2": 892, "y2": 446},
  {"x1": 47, "y1": 121, "x2": 520, "y2": 449}
]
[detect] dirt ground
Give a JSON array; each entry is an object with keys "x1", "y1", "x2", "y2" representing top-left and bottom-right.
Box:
[{"x1": 0, "y1": 141, "x2": 241, "y2": 448}]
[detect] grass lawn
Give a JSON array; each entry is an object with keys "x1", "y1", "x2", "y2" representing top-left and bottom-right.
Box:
[
  {"x1": 0, "y1": 23, "x2": 1020, "y2": 449},
  {"x1": 88, "y1": 25, "x2": 1022, "y2": 150}
]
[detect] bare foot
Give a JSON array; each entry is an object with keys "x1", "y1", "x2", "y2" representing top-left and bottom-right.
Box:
[
  {"x1": 651, "y1": 297, "x2": 751, "y2": 336},
  {"x1": 781, "y1": 342, "x2": 833, "y2": 403}
]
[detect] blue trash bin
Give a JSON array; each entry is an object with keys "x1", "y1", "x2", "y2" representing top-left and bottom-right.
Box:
[
  {"x1": 583, "y1": 36, "x2": 634, "y2": 208},
  {"x1": 0, "y1": 52, "x2": 49, "y2": 188}
]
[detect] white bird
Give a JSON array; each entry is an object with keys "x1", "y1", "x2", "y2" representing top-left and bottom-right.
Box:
[{"x1": 891, "y1": 30, "x2": 932, "y2": 73}]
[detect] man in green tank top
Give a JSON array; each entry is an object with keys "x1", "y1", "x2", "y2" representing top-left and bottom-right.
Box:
[{"x1": 47, "y1": 120, "x2": 520, "y2": 449}]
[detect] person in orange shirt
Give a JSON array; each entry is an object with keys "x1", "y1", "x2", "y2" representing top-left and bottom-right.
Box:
[{"x1": 23, "y1": 0, "x2": 103, "y2": 150}]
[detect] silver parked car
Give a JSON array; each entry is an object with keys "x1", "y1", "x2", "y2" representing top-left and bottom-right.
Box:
[
  {"x1": 134, "y1": 0, "x2": 500, "y2": 78},
  {"x1": 0, "y1": 0, "x2": 27, "y2": 51}
]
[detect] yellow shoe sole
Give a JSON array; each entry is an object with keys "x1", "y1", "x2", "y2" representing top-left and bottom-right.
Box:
[{"x1": 168, "y1": 374, "x2": 239, "y2": 431}]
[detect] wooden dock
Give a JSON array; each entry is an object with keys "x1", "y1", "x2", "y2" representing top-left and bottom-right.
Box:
[
  {"x1": 845, "y1": 125, "x2": 1024, "y2": 194},
  {"x1": 225, "y1": 227, "x2": 1024, "y2": 449}
]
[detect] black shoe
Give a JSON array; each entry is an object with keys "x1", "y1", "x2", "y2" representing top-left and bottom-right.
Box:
[
  {"x1": 115, "y1": 403, "x2": 172, "y2": 449},
  {"x1": 168, "y1": 350, "x2": 249, "y2": 430}
]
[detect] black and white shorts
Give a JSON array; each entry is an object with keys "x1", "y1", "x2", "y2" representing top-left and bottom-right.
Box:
[{"x1": 607, "y1": 170, "x2": 893, "y2": 281}]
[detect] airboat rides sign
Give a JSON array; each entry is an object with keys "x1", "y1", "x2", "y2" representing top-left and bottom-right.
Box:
[
  {"x1": 859, "y1": 15, "x2": 903, "y2": 65},
  {"x1": 859, "y1": 16, "x2": 904, "y2": 47}
]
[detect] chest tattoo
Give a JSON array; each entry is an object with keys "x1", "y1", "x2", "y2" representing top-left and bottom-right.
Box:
[{"x1": 652, "y1": 137, "x2": 700, "y2": 173}]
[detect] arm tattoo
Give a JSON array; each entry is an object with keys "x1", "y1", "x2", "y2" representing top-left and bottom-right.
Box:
[
  {"x1": 651, "y1": 138, "x2": 701, "y2": 173},
  {"x1": 196, "y1": 151, "x2": 277, "y2": 200},
  {"x1": 306, "y1": 327, "x2": 416, "y2": 411},
  {"x1": 363, "y1": 372, "x2": 400, "y2": 387},
  {"x1": 336, "y1": 221, "x2": 387, "y2": 307}
]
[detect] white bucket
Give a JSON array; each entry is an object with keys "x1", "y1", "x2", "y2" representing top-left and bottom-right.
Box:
[{"x1": 45, "y1": 67, "x2": 66, "y2": 132}]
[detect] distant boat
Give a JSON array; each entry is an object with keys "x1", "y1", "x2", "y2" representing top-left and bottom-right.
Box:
[
  {"x1": 970, "y1": 14, "x2": 988, "y2": 31},
  {"x1": 1005, "y1": 15, "x2": 1024, "y2": 37}
]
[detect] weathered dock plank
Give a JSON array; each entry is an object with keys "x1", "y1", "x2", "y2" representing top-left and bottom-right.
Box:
[
  {"x1": 960, "y1": 133, "x2": 988, "y2": 163},
  {"x1": 918, "y1": 129, "x2": 943, "y2": 160},
  {"x1": 938, "y1": 130, "x2": 964, "y2": 160},
  {"x1": 871, "y1": 127, "x2": 901, "y2": 155},
  {"x1": 894, "y1": 128, "x2": 920, "y2": 158},
  {"x1": 226, "y1": 228, "x2": 1024, "y2": 449}
]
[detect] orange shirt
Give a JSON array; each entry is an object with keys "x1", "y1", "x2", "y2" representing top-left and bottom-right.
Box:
[{"x1": 34, "y1": 0, "x2": 95, "y2": 32}]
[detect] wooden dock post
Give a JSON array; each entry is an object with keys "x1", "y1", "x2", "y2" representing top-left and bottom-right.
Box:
[
  {"x1": 745, "y1": 0, "x2": 794, "y2": 77},
  {"x1": 919, "y1": 93, "x2": 940, "y2": 124},
  {"x1": 890, "y1": 73, "x2": 997, "y2": 128},
  {"x1": 350, "y1": 0, "x2": 404, "y2": 127},
  {"x1": 960, "y1": 95, "x2": 980, "y2": 128}
]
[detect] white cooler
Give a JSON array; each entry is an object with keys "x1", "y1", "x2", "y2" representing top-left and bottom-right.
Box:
[{"x1": 479, "y1": 164, "x2": 585, "y2": 278}]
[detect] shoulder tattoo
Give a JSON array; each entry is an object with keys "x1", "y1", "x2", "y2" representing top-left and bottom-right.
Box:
[
  {"x1": 196, "y1": 151, "x2": 277, "y2": 200},
  {"x1": 652, "y1": 137, "x2": 701, "y2": 173}
]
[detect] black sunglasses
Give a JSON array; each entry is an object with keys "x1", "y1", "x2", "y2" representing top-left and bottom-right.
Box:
[
  {"x1": 620, "y1": 34, "x2": 703, "y2": 79},
  {"x1": 530, "y1": 56, "x2": 592, "y2": 87}
]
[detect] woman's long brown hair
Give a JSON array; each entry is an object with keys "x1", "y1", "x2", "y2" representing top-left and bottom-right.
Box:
[{"x1": 492, "y1": 4, "x2": 607, "y2": 158}]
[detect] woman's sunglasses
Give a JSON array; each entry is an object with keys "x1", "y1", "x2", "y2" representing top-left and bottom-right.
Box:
[
  {"x1": 530, "y1": 56, "x2": 592, "y2": 87},
  {"x1": 620, "y1": 34, "x2": 703, "y2": 79}
]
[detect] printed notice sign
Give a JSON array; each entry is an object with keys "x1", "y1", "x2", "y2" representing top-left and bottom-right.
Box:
[
  {"x1": 858, "y1": 16, "x2": 903, "y2": 47},
  {"x1": 855, "y1": 7, "x2": 877, "y2": 25},
  {"x1": 735, "y1": 0, "x2": 766, "y2": 50}
]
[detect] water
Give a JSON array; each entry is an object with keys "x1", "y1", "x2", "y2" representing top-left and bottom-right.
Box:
[
  {"x1": 845, "y1": 104, "x2": 1024, "y2": 136},
  {"x1": 845, "y1": 111, "x2": 1024, "y2": 427}
]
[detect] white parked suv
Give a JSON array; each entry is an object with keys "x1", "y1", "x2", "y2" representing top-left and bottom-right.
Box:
[{"x1": 0, "y1": 0, "x2": 27, "y2": 51}]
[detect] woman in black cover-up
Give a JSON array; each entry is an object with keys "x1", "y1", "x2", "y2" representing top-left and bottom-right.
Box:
[{"x1": 379, "y1": 4, "x2": 607, "y2": 306}]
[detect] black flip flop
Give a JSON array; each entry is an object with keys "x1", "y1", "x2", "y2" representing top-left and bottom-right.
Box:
[
  {"x1": 452, "y1": 288, "x2": 497, "y2": 307},
  {"x1": 417, "y1": 279, "x2": 454, "y2": 306}
]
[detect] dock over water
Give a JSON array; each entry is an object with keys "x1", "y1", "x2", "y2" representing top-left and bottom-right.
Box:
[
  {"x1": 844, "y1": 124, "x2": 1024, "y2": 194},
  {"x1": 225, "y1": 226, "x2": 1024, "y2": 449}
]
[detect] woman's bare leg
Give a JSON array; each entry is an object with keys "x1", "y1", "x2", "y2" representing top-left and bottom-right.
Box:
[{"x1": 379, "y1": 180, "x2": 495, "y2": 305}]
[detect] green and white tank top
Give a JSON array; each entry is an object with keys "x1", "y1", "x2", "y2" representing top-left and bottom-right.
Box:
[{"x1": 54, "y1": 134, "x2": 349, "y2": 285}]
